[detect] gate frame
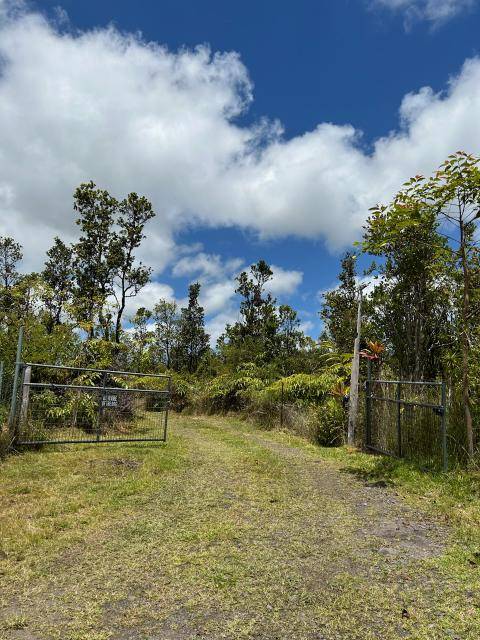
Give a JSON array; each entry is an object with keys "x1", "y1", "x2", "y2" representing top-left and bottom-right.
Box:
[
  {"x1": 364, "y1": 362, "x2": 448, "y2": 471},
  {"x1": 8, "y1": 330, "x2": 171, "y2": 446}
]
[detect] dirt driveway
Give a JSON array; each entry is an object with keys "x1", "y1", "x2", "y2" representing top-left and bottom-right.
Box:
[{"x1": 0, "y1": 414, "x2": 475, "y2": 639}]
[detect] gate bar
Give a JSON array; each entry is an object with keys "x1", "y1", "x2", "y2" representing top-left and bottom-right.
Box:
[
  {"x1": 369, "y1": 395, "x2": 443, "y2": 411},
  {"x1": 24, "y1": 382, "x2": 169, "y2": 394},
  {"x1": 373, "y1": 379, "x2": 441, "y2": 386},
  {"x1": 23, "y1": 363, "x2": 169, "y2": 378}
]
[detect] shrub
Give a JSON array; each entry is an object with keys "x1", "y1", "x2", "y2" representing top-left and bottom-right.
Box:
[
  {"x1": 132, "y1": 372, "x2": 194, "y2": 412},
  {"x1": 246, "y1": 372, "x2": 347, "y2": 445},
  {"x1": 199, "y1": 373, "x2": 265, "y2": 413},
  {"x1": 257, "y1": 372, "x2": 344, "y2": 404}
]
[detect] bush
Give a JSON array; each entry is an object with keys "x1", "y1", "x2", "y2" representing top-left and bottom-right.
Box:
[
  {"x1": 133, "y1": 372, "x2": 194, "y2": 412},
  {"x1": 245, "y1": 372, "x2": 347, "y2": 445},
  {"x1": 257, "y1": 372, "x2": 344, "y2": 404},
  {"x1": 308, "y1": 397, "x2": 346, "y2": 446},
  {"x1": 199, "y1": 373, "x2": 265, "y2": 414}
]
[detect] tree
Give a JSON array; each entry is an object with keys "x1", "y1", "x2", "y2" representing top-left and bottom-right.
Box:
[
  {"x1": 130, "y1": 307, "x2": 153, "y2": 372},
  {"x1": 42, "y1": 237, "x2": 74, "y2": 332},
  {"x1": 320, "y1": 252, "x2": 359, "y2": 354},
  {"x1": 426, "y1": 152, "x2": 480, "y2": 457},
  {"x1": 175, "y1": 283, "x2": 209, "y2": 373},
  {"x1": 236, "y1": 260, "x2": 277, "y2": 339},
  {"x1": 363, "y1": 206, "x2": 451, "y2": 380},
  {"x1": 72, "y1": 182, "x2": 118, "y2": 339},
  {"x1": 277, "y1": 304, "x2": 303, "y2": 354},
  {"x1": 153, "y1": 299, "x2": 179, "y2": 369},
  {"x1": 223, "y1": 260, "x2": 279, "y2": 364},
  {"x1": 364, "y1": 152, "x2": 480, "y2": 457},
  {"x1": 110, "y1": 193, "x2": 155, "y2": 343},
  {"x1": 0, "y1": 236, "x2": 22, "y2": 318}
]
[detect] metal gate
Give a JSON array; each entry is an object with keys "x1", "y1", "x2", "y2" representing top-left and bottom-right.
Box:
[
  {"x1": 9, "y1": 362, "x2": 171, "y2": 446},
  {"x1": 365, "y1": 375, "x2": 447, "y2": 470}
]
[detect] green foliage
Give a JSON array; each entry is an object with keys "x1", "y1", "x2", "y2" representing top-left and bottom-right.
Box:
[
  {"x1": 259, "y1": 372, "x2": 344, "y2": 404},
  {"x1": 360, "y1": 151, "x2": 480, "y2": 457},
  {"x1": 308, "y1": 397, "x2": 346, "y2": 446},
  {"x1": 201, "y1": 371, "x2": 265, "y2": 413},
  {"x1": 320, "y1": 252, "x2": 360, "y2": 354},
  {"x1": 174, "y1": 283, "x2": 209, "y2": 374}
]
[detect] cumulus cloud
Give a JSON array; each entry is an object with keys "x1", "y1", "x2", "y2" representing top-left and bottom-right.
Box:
[
  {"x1": 266, "y1": 266, "x2": 303, "y2": 297},
  {"x1": 372, "y1": 0, "x2": 476, "y2": 26},
  {"x1": 122, "y1": 281, "x2": 175, "y2": 319},
  {"x1": 0, "y1": 1, "x2": 480, "y2": 275}
]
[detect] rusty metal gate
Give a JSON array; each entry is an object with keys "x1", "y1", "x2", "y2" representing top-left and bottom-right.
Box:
[
  {"x1": 365, "y1": 372, "x2": 447, "y2": 470},
  {"x1": 9, "y1": 362, "x2": 171, "y2": 446}
]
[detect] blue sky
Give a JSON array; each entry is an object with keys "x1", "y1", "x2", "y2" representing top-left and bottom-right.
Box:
[{"x1": 1, "y1": 0, "x2": 480, "y2": 341}]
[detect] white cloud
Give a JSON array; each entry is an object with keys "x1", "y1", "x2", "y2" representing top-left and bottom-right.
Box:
[
  {"x1": 268, "y1": 266, "x2": 303, "y2": 296},
  {"x1": 372, "y1": 0, "x2": 475, "y2": 26},
  {"x1": 172, "y1": 252, "x2": 243, "y2": 281},
  {"x1": 299, "y1": 320, "x2": 315, "y2": 335},
  {"x1": 205, "y1": 309, "x2": 240, "y2": 345},
  {"x1": 0, "y1": 1, "x2": 480, "y2": 276},
  {"x1": 122, "y1": 281, "x2": 175, "y2": 320}
]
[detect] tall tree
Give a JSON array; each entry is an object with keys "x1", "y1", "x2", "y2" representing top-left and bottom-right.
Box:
[
  {"x1": 320, "y1": 252, "x2": 358, "y2": 354},
  {"x1": 72, "y1": 182, "x2": 117, "y2": 339},
  {"x1": 175, "y1": 283, "x2": 209, "y2": 373},
  {"x1": 130, "y1": 307, "x2": 153, "y2": 372},
  {"x1": 364, "y1": 152, "x2": 480, "y2": 456},
  {"x1": 426, "y1": 152, "x2": 480, "y2": 457},
  {"x1": 363, "y1": 206, "x2": 451, "y2": 380},
  {"x1": 235, "y1": 260, "x2": 277, "y2": 339},
  {"x1": 153, "y1": 299, "x2": 179, "y2": 369},
  {"x1": 0, "y1": 236, "x2": 22, "y2": 318},
  {"x1": 110, "y1": 193, "x2": 155, "y2": 343},
  {"x1": 277, "y1": 304, "x2": 304, "y2": 355},
  {"x1": 42, "y1": 237, "x2": 74, "y2": 332}
]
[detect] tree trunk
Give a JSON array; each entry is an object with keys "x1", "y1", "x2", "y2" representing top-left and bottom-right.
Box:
[
  {"x1": 115, "y1": 296, "x2": 125, "y2": 344},
  {"x1": 459, "y1": 220, "x2": 474, "y2": 458}
]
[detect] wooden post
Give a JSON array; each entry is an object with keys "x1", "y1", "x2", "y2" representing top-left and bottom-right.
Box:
[
  {"x1": 365, "y1": 358, "x2": 372, "y2": 448},
  {"x1": 19, "y1": 366, "x2": 32, "y2": 431},
  {"x1": 8, "y1": 326, "x2": 24, "y2": 440},
  {"x1": 348, "y1": 289, "x2": 363, "y2": 446}
]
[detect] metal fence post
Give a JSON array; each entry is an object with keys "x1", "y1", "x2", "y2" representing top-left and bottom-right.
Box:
[
  {"x1": 441, "y1": 381, "x2": 448, "y2": 472},
  {"x1": 96, "y1": 371, "x2": 107, "y2": 442},
  {"x1": 163, "y1": 376, "x2": 171, "y2": 441},
  {"x1": 396, "y1": 381, "x2": 402, "y2": 458},
  {"x1": 7, "y1": 326, "x2": 24, "y2": 441},
  {"x1": 19, "y1": 365, "x2": 32, "y2": 433},
  {"x1": 365, "y1": 359, "x2": 372, "y2": 448}
]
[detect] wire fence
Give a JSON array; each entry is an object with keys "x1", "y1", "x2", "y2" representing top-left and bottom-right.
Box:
[{"x1": 365, "y1": 374, "x2": 447, "y2": 470}]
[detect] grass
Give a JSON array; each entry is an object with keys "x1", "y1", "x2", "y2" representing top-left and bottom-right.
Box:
[{"x1": 0, "y1": 413, "x2": 480, "y2": 639}]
